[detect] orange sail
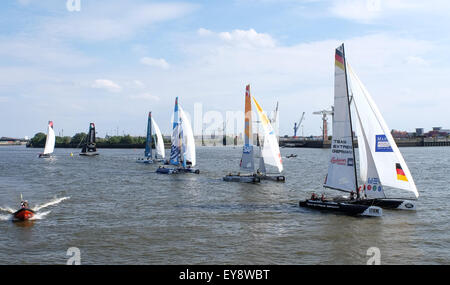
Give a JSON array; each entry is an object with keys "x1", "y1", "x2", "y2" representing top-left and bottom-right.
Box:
[{"x1": 240, "y1": 84, "x2": 255, "y2": 172}]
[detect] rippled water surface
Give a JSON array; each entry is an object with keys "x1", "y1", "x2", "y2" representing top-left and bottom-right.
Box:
[{"x1": 0, "y1": 145, "x2": 449, "y2": 264}]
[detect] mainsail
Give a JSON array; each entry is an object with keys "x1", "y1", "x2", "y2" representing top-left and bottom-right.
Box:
[
  {"x1": 347, "y1": 64, "x2": 419, "y2": 198},
  {"x1": 252, "y1": 96, "x2": 283, "y2": 173},
  {"x1": 170, "y1": 97, "x2": 181, "y2": 166},
  {"x1": 324, "y1": 44, "x2": 358, "y2": 193},
  {"x1": 240, "y1": 85, "x2": 255, "y2": 172},
  {"x1": 179, "y1": 106, "x2": 196, "y2": 167},
  {"x1": 145, "y1": 112, "x2": 153, "y2": 158},
  {"x1": 43, "y1": 121, "x2": 55, "y2": 155},
  {"x1": 152, "y1": 117, "x2": 165, "y2": 159}
]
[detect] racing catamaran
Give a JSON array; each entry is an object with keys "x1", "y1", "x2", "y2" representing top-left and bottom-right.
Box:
[
  {"x1": 38, "y1": 121, "x2": 55, "y2": 158},
  {"x1": 299, "y1": 44, "x2": 382, "y2": 217},
  {"x1": 137, "y1": 112, "x2": 166, "y2": 164},
  {"x1": 223, "y1": 85, "x2": 260, "y2": 183},
  {"x1": 156, "y1": 97, "x2": 199, "y2": 174},
  {"x1": 80, "y1": 123, "x2": 99, "y2": 156}
]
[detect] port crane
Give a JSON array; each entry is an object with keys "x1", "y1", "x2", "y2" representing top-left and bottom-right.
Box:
[
  {"x1": 293, "y1": 112, "x2": 305, "y2": 138},
  {"x1": 313, "y1": 107, "x2": 334, "y2": 141}
]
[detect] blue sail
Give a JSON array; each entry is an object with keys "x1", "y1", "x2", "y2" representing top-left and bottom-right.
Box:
[
  {"x1": 144, "y1": 112, "x2": 153, "y2": 158},
  {"x1": 170, "y1": 97, "x2": 181, "y2": 165}
]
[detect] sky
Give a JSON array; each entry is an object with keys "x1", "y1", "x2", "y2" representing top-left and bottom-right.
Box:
[{"x1": 0, "y1": 0, "x2": 449, "y2": 138}]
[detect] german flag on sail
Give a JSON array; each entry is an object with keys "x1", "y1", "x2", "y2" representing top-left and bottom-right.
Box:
[
  {"x1": 335, "y1": 48, "x2": 345, "y2": 70},
  {"x1": 396, "y1": 163, "x2": 408, "y2": 181}
]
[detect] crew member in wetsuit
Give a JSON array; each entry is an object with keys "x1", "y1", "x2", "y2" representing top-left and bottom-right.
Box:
[{"x1": 350, "y1": 191, "x2": 355, "y2": 200}]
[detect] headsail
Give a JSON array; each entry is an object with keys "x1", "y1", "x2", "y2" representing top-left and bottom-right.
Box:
[
  {"x1": 240, "y1": 85, "x2": 255, "y2": 172},
  {"x1": 145, "y1": 112, "x2": 153, "y2": 158},
  {"x1": 43, "y1": 121, "x2": 55, "y2": 155},
  {"x1": 354, "y1": 102, "x2": 386, "y2": 199},
  {"x1": 152, "y1": 117, "x2": 165, "y2": 159},
  {"x1": 347, "y1": 64, "x2": 419, "y2": 198},
  {"x1": 179, "y1": 106, "x2": 196, "y2": 167},
  {"x1": 252, "y1": 95, "x2": 283, "y2": 173},
  {"x1": 170, "y1": 97, "x2": 181, "y2": 166},
  {"x1": 324, "y1": 44, "x2": 357, "y2": 193}
]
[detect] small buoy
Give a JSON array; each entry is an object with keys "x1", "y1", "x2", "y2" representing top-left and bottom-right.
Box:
[{"x1": 70, "y1": 152, "x2": 73, "y2": 157}]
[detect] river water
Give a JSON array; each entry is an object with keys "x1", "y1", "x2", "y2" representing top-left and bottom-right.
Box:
[{"x1": 0, "y1": 145, "x2": 449, "y2": 265}]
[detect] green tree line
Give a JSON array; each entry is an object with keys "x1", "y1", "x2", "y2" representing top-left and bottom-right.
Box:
[{"x1": 27, "y1": 133, "x2": 166, "y2": 148}]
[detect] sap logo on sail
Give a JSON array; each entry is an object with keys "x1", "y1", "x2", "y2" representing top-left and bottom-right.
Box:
[{"x1": 375, "y1": 135, "x2": 393, "y2": 152}]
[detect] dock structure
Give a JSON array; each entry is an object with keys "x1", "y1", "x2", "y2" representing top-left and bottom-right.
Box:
[{"x1": 279, "y1": 137, "x2": 450, "y2": 148}]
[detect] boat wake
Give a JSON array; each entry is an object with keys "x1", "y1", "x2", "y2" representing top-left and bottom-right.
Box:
[
  {"x1": 32, "y1": 196, "x2": 70, "y2": 211},
  {"x1": 0, "y1": 196, "x2": 70, "y2": 221}
]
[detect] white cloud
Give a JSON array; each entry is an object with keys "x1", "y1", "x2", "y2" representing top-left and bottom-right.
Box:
[
  {"x1": 329, "y1": 0, "x2": 450, "y2": 23},
  {"x1": 92, "y1": 79, "x2": 122, "y2": 93},
  {"x1": 140, "y1": 57, "x2": 170, "y2": 69},
  {"x1": 198, "y1": 28, "x2": 276, "y2": 48},
  {"x1": 405, "y1": 56, "x2": 429, "y2": 66}
]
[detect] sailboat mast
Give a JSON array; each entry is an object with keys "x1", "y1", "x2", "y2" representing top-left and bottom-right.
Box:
[{"x1": 342, "y1": 44, "x2": 359, "y2": 197}]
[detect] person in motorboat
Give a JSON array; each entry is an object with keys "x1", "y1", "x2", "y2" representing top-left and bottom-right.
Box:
[
  {"x1": 320, "y1": 194, "x2": 326, "y2": 202},
  {"x1": 310, "y1": 193, "x2": 318, "y2": 201},
  {"x1": 21, "y1": 200, "x2": 29, "y2": 209}
]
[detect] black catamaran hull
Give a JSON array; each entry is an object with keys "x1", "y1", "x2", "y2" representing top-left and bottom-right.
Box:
[
  {"x1": 299, "y1": 199, "x2": 382, "y2": 217},
  {"x1": 223, "y1": 174, "x2": 260, "y2": 183},
  {"x1": 156, "y1": 167, "x2": 200, "y2": 175},
  {"x1": 352, "y1": 199, "x2": 416, "y2": 210},
  {"x1": 80, "y1": 152, "x2": 99, "y2": 156},
  {"x1": 257, "y1": 175, "x2": 285, "y2": 182},
  {"x1": 38, "y1": 154, "x2": 52, "y2": 158},
  {"x1": 136, "y1": 158, "x2": 154, "y2": 164}
]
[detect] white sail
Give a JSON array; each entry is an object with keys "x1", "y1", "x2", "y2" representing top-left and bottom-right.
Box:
[
  {"x1": 152, "y1": 118, "x2": 165, "y2": 159},
  {"x1": 43, "y1": 121, "x2": 55, "y2": 155},
  {"x1": 354, "y1": 102, "x2": 386, "y2": 199},
  {"x1": 179, "y1": 106, "x2": 196, "y2": 167},
  {"x1": 347, "y1": 64, "x2": 418, "y2": 198},
  {"x1": 252, "y1": 96, "x2": 283, "y2": 173},
  {"x1": 324, "y1": 44, "x2": 357, "y2": 193}
]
